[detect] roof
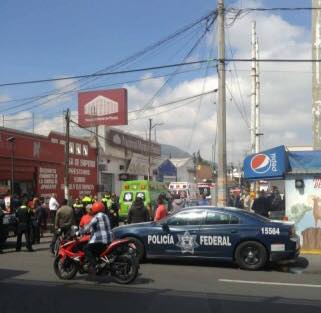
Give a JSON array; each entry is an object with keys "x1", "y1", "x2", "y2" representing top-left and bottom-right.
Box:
[
  {"x1": 288, "y1": 150, "x2": 321, "y2": 174},
  {"x1": 170, "y1": 157, "x2": 193, "y2": 168}
]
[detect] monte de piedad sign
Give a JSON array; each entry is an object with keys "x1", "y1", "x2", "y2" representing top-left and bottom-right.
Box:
[{"x1": 78, "y1": 88, "x2": 128, "y2": 127}]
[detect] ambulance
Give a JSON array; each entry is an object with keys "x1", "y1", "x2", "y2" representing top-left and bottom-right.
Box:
[{"x1": 168, "y1": 182, "x2": 200, "y2": 204}]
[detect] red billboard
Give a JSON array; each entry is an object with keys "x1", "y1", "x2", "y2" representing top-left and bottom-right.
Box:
[{"x1": 78, "y1": 88, "x2": 128, "y2": 127}]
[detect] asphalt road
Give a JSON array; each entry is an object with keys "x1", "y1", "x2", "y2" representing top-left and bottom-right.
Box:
[{"x1": 1, "y1": 235, "x2": 321, "y2": 313}]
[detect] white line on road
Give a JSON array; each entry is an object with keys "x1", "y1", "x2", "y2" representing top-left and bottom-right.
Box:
[{"x1": 219, "y1": 279, "x2": 321, "y2": 288}]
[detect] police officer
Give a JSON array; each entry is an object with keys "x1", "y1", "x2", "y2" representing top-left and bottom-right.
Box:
[
  {"x1": 82, "y1": 194, "x2": 93, "y2": 208},
  {"x1": 101, "y1": 192, "x2": 111, "y2": 212},
  {"x1": 15, "y1": 200, "x2": 33, "y2": 252},
  {"x1": 73, "y1": 198, "x2": 84, "y2": 226}
]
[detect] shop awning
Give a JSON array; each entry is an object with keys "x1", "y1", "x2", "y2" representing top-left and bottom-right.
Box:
[{"x1": 288, "y1": 151, "x2": 321, "y2": 174}]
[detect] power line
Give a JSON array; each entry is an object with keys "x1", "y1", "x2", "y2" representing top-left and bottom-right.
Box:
[{"x1": 3, "y1": 57, "x2": 321, "y2": 88}]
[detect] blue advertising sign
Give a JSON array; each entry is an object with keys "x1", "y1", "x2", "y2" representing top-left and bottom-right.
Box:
[{"x1": 243, "y1": 145, "x2": 288, "y2": 180}]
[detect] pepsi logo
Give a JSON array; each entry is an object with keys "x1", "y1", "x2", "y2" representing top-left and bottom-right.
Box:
[{"x1": 250, "y1": 154, "x2": 271, "y2": 174}]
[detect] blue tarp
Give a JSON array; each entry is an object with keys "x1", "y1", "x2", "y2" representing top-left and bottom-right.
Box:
[{"x1": 288, "y1": 151, "x2": 321, "y2": 174}]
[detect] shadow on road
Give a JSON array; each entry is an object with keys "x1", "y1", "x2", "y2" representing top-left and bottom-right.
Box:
[{"x1": 0, "y1": 277, "x2": 321, "y2": 313}]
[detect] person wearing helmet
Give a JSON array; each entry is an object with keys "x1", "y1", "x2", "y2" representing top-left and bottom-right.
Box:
[{"x1": 79, "y1": 201, "x2": 112, "y2": 274}]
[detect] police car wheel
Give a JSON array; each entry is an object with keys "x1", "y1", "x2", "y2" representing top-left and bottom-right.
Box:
[
  {"x1": 235, "y1": 241, "x2": 267, "y2": 270},
  {"x1": 125, "y1": 237, "x2": 145, "y2": 261}
]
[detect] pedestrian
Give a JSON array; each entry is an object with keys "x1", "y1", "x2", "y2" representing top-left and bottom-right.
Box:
[
  {"x1": 72, "y1": 198, "x2": 84, "y2": 226},
  {"x1": 269, "y1": 187, "x2": 283, "y2": 211},
  {"x1": 241, "y1": 190, "x2": 251, "y2": 211},
  {"x1": 50, "y1": 199, "x2": 75, "y2": 252},
  {"x1": 171, "y1": 194, "x2": 185, "y2": 213},
  {"x1": 34, "y1": 198, "x2": 47, "y2": 243},
  {"x1": 49, "y1": 193, "x2": 59, "y2": 233},
  {"x1": 127, "y1": 196, "x2": 150, "y2": 224},
  {"x1": 79, "y1": 204, "x2": 93, "y2": 229},
  {"x1": 30, "y1": 197, "x2": 40, "y2": 244},
  {"x1": 251, "y1": 190, "x2": 271, "y2": 218},
  {"x1": 107, "y1": 193, "x2": 119, "y2": 228},
  {"x1": 228, "y1": 191, "x2": 243, "y2": 209},
  {"x1": 154, "y1": 197, "x2": 168, "y2": 221},
  {"x1": 15, "y1": 200, "x2": 33, "y2": 252},
  {"x1": 39, "y1": 197, "x2": 48, "y2": 236},
  {"x1": 198, "y1": 193, "x2": 209, "y2": 206}
]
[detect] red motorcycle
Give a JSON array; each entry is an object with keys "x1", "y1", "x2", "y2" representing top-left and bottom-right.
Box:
[{"x1": 53, "y1": 234, "x2": 139, "y2": 284}]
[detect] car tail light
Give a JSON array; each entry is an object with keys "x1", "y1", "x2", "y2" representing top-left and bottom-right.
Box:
[
  {"x1": 289, "y1": 225, "x2": 296, "y2": 238},
  {"x1": 282, "y1": 216, "x2": 289, "y2": 221}
]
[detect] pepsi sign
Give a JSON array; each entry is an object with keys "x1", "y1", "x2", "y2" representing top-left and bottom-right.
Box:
[{"x1": 244, "y1": 146, "x2": 288, "y2": 180}]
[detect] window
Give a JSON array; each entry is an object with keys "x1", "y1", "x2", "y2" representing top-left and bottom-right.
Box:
[
  {"x1": 69, "y1": 142, "x2": 74, "y2": 154},
  {"x1": 75, "y1": 143, "x2": 82, "y2": 155},
  {"x1": 82, "y1": 144, "x2": 88, "y2": 156},
  {"x1": 123, "y1": 192, "x2": 133, "y2": 202},
  {"x1": 205, "y1": 211, "x2": 230, "y2": 225},
  {"x1": 136, "y1": 192, "x2": 145, "y2": 201},
  {"x1": 230, "y1": 215, "x2": 240, "y2": 224},
  {"x1": 167, "y1": 210, "x2": 204, "y2": 226}
]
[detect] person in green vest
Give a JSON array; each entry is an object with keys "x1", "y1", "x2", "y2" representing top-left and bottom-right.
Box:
[
  {"x1": 82, "y1": 194, "x2": 93, "y2": 208},
  {"x1": 101, "y1": 192, "x2": 112, "y2": 212},
  {"x1": 15, "y1": 200, "x2": 33, "y2": 252}
]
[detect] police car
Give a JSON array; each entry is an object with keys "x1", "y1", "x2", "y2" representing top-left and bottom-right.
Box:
[{"x1": 112, "y1": 207, "x2": 300, "y2": 270}]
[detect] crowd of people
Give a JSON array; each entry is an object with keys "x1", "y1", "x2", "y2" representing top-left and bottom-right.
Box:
[
  {"x1": 228, "y1": 186, "x2": 285, "y2": 218},
  {"x1": 0, "y1": 186, "x2": 284, "y2": 254}
]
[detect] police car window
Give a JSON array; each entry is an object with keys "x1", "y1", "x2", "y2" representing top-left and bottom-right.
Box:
[
  {"x1": 123, "y1": 192, "x2": 133, "y2": 202},
  {"x1": 136, "y1": 192, "x2": 145, "y2": 201},
  {"x1": 167, "y1": 210, "x2": 204, "y2": 226},
  {"x1": 230, "y1": 215, "x2": 240, "y2": 224},
  {"x1": 205, "y1": 211, "x2": 230, "y2": 225}
]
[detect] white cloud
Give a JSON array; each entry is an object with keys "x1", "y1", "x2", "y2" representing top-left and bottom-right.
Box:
[{"x1": 29, "y1": 5, "x2": 313, "y2": 165}]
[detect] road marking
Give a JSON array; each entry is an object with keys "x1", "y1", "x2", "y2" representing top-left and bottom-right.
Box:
[{"x1": 219, "y1": 279, "x2": 321, "y2": 288}]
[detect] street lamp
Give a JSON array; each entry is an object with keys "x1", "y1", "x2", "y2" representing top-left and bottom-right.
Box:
[{"x1": 6, "y1": 136, "x2": 15, "y2": 194}]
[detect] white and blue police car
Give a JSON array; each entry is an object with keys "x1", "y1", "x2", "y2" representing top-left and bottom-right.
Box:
[{"x1": 112, "y1": 206, "x2": 300, "y2": 270}]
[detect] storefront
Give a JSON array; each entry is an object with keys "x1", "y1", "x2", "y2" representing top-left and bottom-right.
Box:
[
  {"x1": 0, "y1": 127, "x2": 97, "y2": 202},
  {"x1": 244, "y1": 146, "x2": 321, "y2": 252}
]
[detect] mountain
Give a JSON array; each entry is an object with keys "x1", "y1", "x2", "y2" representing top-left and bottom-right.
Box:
[{"x1": 160, "y1": 144, "x2": 191, "y2": 158}]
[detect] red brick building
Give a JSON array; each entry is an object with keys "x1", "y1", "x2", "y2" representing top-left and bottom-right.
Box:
[{"x1": 0, "y1": 127, "x2": 97, "y2": 202}]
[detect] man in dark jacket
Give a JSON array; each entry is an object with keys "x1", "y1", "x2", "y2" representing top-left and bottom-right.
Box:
[
  {"x1": 15, "y1": 200, "x2": 33, "y2": 252},
  {"x1": 127, "y1": 197, "x2": 150, "y2": 224},
  {"x1": 251, "y1": 190, "x2": 271, "y2": 218}
]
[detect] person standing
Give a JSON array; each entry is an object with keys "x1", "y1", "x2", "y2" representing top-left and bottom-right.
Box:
[
  {"x1": 15, "y1": 200, "x2": 33, "y2": 252},
  {"x1": 50, "y1": 199, "x2": 75, "y2": 252},
  {"x1": 73, "y1": 198, "x2": 84, "y2": 226},
  {"x1": 154, "y1": 197, "x2": 168, "y2": 221},
  {"x1": 49, "y1": 194, "x2": 59, "y2": 232},
  {"x1": 198, "y1": 193, "x2": 209, "y2": 206},
  {"x1": 171, "y1": 194, "x2": 185, "y2": 213},
  {"x1": 241, "y1": 190, "x2": 251, "y2": 211},
  {"x1": 251, "y1": 190, "x2": 271, "y2": 218},
  {"x1": 127, "y1": 197, "x2": 150, "y2": 224},
  {"x1": 228, "y1": 191, "x2": 243, "y2": 209}
]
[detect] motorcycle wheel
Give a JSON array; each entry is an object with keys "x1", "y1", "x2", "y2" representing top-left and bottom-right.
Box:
[
  {"x1": 53, "y1": 256, "x2": 78, "y2": 280},
  {"x1": 112, "y1": 254, "x2": 138, "y2": 284}
]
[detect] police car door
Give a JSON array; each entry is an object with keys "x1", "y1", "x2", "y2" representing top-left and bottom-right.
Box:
[
  {"x1": 198, "y1": 210, "x2": 240, "y2": 258},
  {"x1": 164, "y1": 209, "x2": 205, "y2": 257}
]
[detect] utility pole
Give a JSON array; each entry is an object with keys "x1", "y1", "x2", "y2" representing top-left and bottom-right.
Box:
[
  {"x1": 250, "y1": 21, "x2": 257, "y2": 194},
  {"x1": 216, "y1": 0, "x2": 227, "y2": 206},
  {"x1": 64, "y1": 109, "x2": 70, "y2": 200},
  {"x1": 312, "y1": 0, "x2": 321, "y2": 149},
  {"x1": 251, "y1": 21, "x2": 257, "y2": 155},
  {"x1": 148, "y1": 118, "x2": 152, "y2": 181},
  {"x1": 255, "y1": 36, "x2": 261, "y2": 154}
]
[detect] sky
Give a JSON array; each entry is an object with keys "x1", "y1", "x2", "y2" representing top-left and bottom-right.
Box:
[{"x1": 0, "y1": 0, "x2": 316, "y2": 164}]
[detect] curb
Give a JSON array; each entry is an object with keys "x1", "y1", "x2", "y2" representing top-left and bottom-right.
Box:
[{"x1": 300, "y1": 249, "x2": 321, "y2": 255}]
